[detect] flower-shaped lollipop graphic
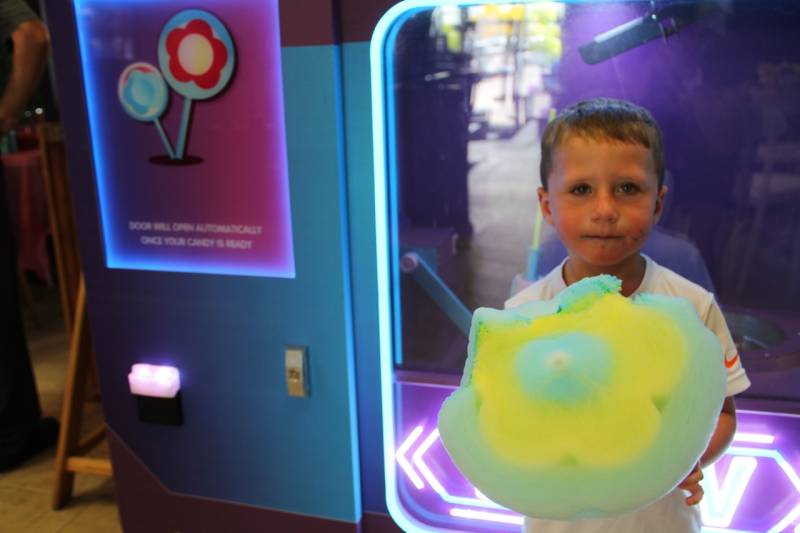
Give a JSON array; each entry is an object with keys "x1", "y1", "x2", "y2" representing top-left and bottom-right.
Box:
[
  {"x1": 158, "y1": 9, "x2": 235, "y2": 159},
  {"x1": 118, "y1": 63, "x2": 175, "y2": 159},
  {"x1": 165, "y1": 19, "x2": 228, "y2": 91}
]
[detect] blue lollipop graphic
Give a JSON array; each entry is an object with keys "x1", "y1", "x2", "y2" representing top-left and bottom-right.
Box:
[{"x1": 118, "y1": 62, "x2": 175, "y2": 159}]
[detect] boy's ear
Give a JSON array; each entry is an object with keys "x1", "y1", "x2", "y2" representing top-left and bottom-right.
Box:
[
  {"x1": 653, "y1": 185, "x2": 668, "y2": 222},
  {"x1": 538, "y1": 187, "x2": 555, "y2": 225}
]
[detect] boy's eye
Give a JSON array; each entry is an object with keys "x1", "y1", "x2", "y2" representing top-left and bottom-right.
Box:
[
  {"x1": 570, "y1": 184, "x2": 591, "y2": 195},
  {"x1": 617, "y1": 182, "x2": 641, "y2": 194}
]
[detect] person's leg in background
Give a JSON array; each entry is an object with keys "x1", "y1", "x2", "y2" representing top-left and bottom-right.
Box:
[{"x1": 0, "y1": 167, "x2": 58, "y2": 472}]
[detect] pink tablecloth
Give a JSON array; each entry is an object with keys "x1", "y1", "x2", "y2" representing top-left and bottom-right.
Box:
[{"x1": 3, "y1": 149, "x2": 52, "y2": 285}]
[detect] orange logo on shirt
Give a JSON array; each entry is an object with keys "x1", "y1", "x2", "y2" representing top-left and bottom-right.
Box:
[{"x1": 724, "y1": 353, "x2": 740, "y2": 369}]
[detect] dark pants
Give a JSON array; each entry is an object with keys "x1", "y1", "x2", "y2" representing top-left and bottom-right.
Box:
[{"x1": 0, "y1": 165, "x2": 42, "y2": 447}]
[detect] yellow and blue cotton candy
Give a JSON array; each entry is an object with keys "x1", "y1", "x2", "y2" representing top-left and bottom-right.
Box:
[{"x1": 438, "y1": 275, "x2": 726, "y2": 519}]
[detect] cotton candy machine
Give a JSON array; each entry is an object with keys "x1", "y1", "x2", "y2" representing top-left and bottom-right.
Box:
[{"x1": 372, "y1": 1, "x2": 800, "y2": 531}]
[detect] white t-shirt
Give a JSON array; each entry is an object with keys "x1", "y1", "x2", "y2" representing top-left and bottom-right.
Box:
[{"x1": 504, "y1": 255, "x2": 751, "y2": 533}]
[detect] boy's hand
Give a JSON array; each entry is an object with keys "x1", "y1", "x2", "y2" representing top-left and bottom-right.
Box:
[{"x1": 678, "y1": 462, "x2": 704, "y2": 505}]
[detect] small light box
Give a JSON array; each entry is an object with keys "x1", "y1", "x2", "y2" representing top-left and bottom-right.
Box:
[
  {"x1": 128, "y1": 363, "x2": 180, "y2": 398},
  {"x1": 129, "y1": 364, "x2": 183, "y2": 426}
]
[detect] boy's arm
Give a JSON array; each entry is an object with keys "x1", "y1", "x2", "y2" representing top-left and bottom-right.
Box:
[
  {"x1": 679, "y1": 293, "x2": 750, "y2": 505},
  {"x1": 700, "y1": 396, "x2": 737, "y2": 467},
  {"x1": 678, "y1": 396, "x2": 737, "y2": 505}
]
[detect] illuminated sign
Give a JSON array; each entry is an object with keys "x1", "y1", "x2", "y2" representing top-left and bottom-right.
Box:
[{"x1": 74, "y1": 0, "x2": 294, "y2": 277}]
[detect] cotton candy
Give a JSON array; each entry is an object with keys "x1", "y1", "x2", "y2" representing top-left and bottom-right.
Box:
[{"x1": 437, "y1": 275, "x2": 726, "y2": 519}]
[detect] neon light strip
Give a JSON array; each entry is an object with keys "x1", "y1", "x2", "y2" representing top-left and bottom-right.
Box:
[
  {"x1": 397, "y1": 426, "x2": 426, "y2": 489},
  {"x1": 726, "y1": 446, "x2": 800, "y2": 532},
  {"x1": 374, "y1": 2, "x2": 567, "y2": 532},
  {"x1": 769, "y1": 504, "x2": 800, "y2": 533},
  {"x1": 727, "y1": 446, "x2": 800, "y2": 491},
  {"x1": 410, "y1": 429, "x2": 507, "y2": 510},
  {"x1": 412, "y1": 429, "x2": 446, "y2": 493},
  {"x1": 384, "y1": 13, "x2": 405, "y2": 369},
  {"x1": 700, "y1": 457, "x2": 757, "y2": 528},
  {"x1": 450, "y1": 508, "x2": 524, "y2": 525},
  {"x1": 700, "y1": 526, "x2": 758, "y2": 533},
  {"x1": 474, "y1": 489, "x2": 491, "y2": 501},
  {"x1": 733, "y1": 432, "x2": 775, "y2": 444},
  {"x1": 374, "y1": 3, "x2": 452, "y2": 530},
  {"x1": 73, "y1": 0, "x2": 116, "y2": 262}
]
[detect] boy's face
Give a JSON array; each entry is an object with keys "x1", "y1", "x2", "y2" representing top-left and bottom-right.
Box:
[{"x1": 539, "y1": 135, "x2": 667, "y2": 271}]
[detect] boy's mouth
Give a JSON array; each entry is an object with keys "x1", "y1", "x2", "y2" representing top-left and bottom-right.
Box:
[{"x1": 582, "y1": 235, "x2": 624, "y2": 240}]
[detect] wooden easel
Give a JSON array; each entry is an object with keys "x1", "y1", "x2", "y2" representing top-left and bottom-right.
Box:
[
  {"x1": 36, "y1": 123, "x2": 112, "y2": 509},
  {"x1": 52, "y1": 275, "x2": 111, "y2": 507}
]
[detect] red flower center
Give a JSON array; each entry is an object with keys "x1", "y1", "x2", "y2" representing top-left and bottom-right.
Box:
[{"x1": 165, "y1": 19, "x2": 228, "y2": 90}]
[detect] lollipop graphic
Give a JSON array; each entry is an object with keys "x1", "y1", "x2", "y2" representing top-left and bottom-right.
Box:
[
  {"x1": 158, "y1": 9, "x2": 235, "y2": 160},
  {"x1": 118, "y1": 62, "x2": 175, "y2": 159}
]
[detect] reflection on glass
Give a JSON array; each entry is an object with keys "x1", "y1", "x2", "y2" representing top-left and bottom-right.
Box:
[{"x1": 389, "y1": 2, "x2": 800, "y2": 381}]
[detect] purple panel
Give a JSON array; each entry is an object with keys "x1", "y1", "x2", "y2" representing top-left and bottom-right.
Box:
[
  {"x1": 705, "y1": 409, "x2": 800, "y2": 531},
  {"x1": 394, "y1": 381, "x2": 800, "y2": 532}
]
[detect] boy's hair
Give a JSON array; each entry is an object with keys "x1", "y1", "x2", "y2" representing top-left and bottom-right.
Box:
[{"x1": 540, "y1": 98, "x2": 665, "y2": 190}]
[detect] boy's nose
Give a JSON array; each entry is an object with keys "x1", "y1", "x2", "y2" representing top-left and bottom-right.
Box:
[{"x1": 591, "y1": 194, "x2": 619, "y2": 222}]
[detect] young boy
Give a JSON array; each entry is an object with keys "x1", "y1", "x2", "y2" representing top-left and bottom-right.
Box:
[{"x1": 505, "y1": 98, "x2": 750, "y2": 533}]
